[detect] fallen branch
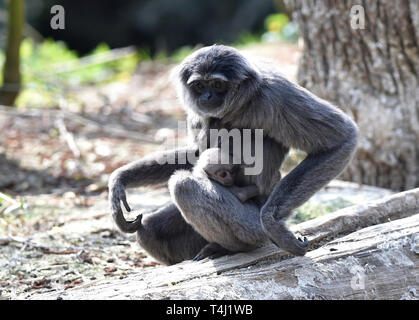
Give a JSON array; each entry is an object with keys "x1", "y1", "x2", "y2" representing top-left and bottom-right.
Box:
[
  {"x1": 0, "y1": 105, "x2": 159, "y2": 144},
  {"x1": 41, "y1": 249, "x2": 78, "y2": 255},
  {"x1": 56, "y1": 118, "x2": 81, "y2": 158},
  {"x1": 0, "y1": 192, "x2": 22, "y2": 215},
  {"x1": 29, "y1": 188, "x2": 419, "y2": 300}
]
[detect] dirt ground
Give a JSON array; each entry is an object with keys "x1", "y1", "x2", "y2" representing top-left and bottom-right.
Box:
[{"x1": 0, "y1": 42, "x2": 390, "y2": 299}]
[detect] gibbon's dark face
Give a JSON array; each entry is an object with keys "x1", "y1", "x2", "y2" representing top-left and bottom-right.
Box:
[
  {"x1": 214, "y1": 169, "x2": 235, "y2": 187},
  {"x1": 189, "y1": 77, "x2": 229, "y2": 110},
  {"x1": 177, "y1": 45, "x2": 261, "y2": 118},
  {"x1": 204, "y1": 167, "x2": 236, "y2": 187}
]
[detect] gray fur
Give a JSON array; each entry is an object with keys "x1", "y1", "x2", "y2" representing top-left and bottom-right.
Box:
[{"x1": 108, "y1": 44, "x2": 358, "y2": 264}]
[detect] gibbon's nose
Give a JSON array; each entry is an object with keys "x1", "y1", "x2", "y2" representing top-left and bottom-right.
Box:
[{"x1": 199, "y1": 91, "x2": 221, "y2": 108}]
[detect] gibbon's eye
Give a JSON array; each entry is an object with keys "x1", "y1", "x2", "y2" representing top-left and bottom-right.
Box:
[
  {"x1": 193, "y1": 81, "x2": 205, "y2": 92},
  {"x1": 212, "y1": 80, "x2": 225, "y2": 91},
  {"x1": 219, "y1": 171, "x2": 227, "y2": 178}
]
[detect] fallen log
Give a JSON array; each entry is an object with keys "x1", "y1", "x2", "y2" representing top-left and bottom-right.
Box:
[{"x1": 32, "y1": 188, "x2": 419, "y2": 300}]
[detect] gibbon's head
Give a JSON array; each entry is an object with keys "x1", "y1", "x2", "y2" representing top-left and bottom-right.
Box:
[
  {"x1": 196, "y1": 147, "x2": 237, "y2": 187},
  {"x1": 173, "y1": 45, "x2": 261, "y2": 118}
]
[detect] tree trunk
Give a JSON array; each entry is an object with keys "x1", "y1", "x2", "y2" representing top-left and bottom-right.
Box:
[
  {"x1": 27, "y1": 188, "x2": 419, "y2": 300},
  {"x1": 0, "y1": 0, "x2": 25, "y2": 107},
  {"x1": 284, "y1": 0, "x2": 419, "y2": 191}
]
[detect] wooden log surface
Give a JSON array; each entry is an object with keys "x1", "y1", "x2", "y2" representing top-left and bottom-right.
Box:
[{"x1": 32, "y1": 188, "x2": 419, "y2": 300}]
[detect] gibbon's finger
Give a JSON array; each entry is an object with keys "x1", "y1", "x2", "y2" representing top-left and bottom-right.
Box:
[{"x1": 121, "y1": 194, "x2": 131, "y2": 212}]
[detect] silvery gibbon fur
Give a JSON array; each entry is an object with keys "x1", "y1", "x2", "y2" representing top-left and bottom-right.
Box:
[{"x1": 108, "y1": 45, "x2": 358, "y2": 265}]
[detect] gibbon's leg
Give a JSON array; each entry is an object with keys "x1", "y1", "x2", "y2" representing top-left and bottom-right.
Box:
[
  {"x1": 135, "y1": 202, "x2": 208, "y2": 265},
  {"x1": 168, "y1": 170, "x2": 269, "y2": 253}
]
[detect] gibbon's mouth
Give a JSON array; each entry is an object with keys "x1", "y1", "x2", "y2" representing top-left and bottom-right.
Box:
[
  {"x1": 223, "y1": 181, "x2": 234, "y2": 187},
  {"x1": 215, "y1": 179, "x2": 233, "y2": 187},
  {"x1": 193, "y1": 99, "x2": 230, "y2": 118},
  {"x1": 198, "y1": 100, "x2": 223, "y2": 110}
]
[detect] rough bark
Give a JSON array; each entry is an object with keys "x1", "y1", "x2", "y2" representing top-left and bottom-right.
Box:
[
  {"x1": 30, "y1": 188, "x2": 419, "y2": 300},
  {"x1": 284, "y1": 0, "x2": 419, "y2": 191},
  {"x1": 0, "y1": 0, "x2": 25, "y2": 106}
]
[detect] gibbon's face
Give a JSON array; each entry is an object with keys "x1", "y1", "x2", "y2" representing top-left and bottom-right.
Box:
[
  {"x1": 204, "y1": 166, "x2": 236, "y2": 187},
  {"x1": 177, "y1": 45, "x2": 260, "y2": 118},
  {"x1": 213, "y1": 169, "x2": 235, "y2": 187},
  {"x1": 188, "y1": 76, "x2": 230, "y2": 111}
]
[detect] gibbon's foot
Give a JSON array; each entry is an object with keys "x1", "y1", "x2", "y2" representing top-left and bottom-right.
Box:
[
  {"x1": 298, "y1": 237, "x2": 309, "y2": 244},
  {"x1": 192, "y1": 243, "x2": 233, "y2": 261},
  {"x1": 269, "y1": 235, "x2": 310, "y2": 256},
  {"x1": 265, "y1": 222, "x2": 310, "y2": 256}
]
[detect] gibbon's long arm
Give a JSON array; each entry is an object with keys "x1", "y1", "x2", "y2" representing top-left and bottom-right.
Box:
[
  {"x1": 108, "y1": 147, "x2": 198, "y2": 233},
  {"x1": 258, "y1": 77, "x2": 358, "y2": 254}
]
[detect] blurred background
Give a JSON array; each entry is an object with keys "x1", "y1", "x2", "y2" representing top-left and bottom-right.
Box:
[
  {"x1": 0, "y1": 0, "x2": 299, "y2": 113},
  {"x1": 20, "y1": 0, "x2": 281, "y2": 54},
  {"x1": 0, "y1": 0, "x2": 417, "y2": 299},
  {"x1": 0, "y1": 0, "x2": 301, "y2": 197}
]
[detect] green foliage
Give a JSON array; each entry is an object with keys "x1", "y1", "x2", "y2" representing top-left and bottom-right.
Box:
[
  {"x1": 281, "y1": 22, "x2": 299, "y2": 42},
  {"x1": 0, "y1": 10, "x2": 301, "y2": 108},
  {"x1": 265, "y1": 13, "x2": 289, "y2": 33},
  {"x1": 153, "y1": 46, "x2": 195, "y2": 63},
  {"x1": 234, "y1": 13, "x2": 299, "y2": 47},
  {"x1": 261, "y1": 13, "x2": 299, "y2": 43},
  {"x1": 290, "y1": 198, "x2": 355, "y2": 225},
  {"x1": 234, "y1": 32, "x2": 262, "y2": 46},
  {"x1": 170, "y1": 46, "x2": 195, "y2": 62},
  {"x1": 0, "y1": 38, "x2": 143, "y2": 108}
]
